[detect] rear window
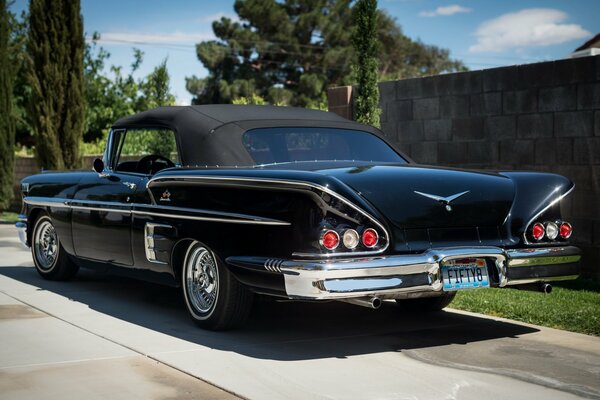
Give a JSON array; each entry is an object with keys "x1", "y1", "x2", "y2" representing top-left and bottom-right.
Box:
[{"x1": 242, "y1": 127, "x2": 405, "y2": 165}]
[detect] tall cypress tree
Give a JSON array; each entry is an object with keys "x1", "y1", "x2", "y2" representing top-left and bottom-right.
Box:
[
  {"x1": 0, "y1": 0, "x2": 15, "y2": 211},
  {"x1": 352, "y1": 0, "x2": 381, "y2": 127},
  {"x1": 27, "y1": 0, "x2": 84, "y2": 170}
]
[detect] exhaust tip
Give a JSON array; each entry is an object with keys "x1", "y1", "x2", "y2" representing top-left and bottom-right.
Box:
[
  {"x1": 371, "y1": 297, "x2": 382, "y2": 309},
  {"x1": 540, "y1": 283, "x2": 552, "y2": 294}
]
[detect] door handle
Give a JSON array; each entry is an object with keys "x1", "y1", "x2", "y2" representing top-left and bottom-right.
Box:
[{"x1": 122, "y1": 182, "x2": 137, "y2": 190}]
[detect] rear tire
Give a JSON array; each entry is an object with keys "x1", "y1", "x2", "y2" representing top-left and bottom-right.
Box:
[
  {"x1": 31, "y1": 214, "x2": 78, "y2": 280},
  {"x1": 395, "y1": 293, "x2": 456, "y2": 312},
  {"x1": 181, "y1": 241, "x2": 253, "y2": 330}
]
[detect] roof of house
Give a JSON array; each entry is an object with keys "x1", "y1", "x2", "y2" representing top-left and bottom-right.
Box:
[{"x1": 574, "y1": 33, "x2": 600, "y2": 51}]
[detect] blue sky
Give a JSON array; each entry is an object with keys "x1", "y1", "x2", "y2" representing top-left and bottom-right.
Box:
[{"x1": 10, "y1": 0, "x2": 599, "y2": 104}]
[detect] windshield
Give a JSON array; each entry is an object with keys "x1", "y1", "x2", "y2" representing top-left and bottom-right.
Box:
[{"x1": 242, "y1": 127, "x2": 406, "y2": 165}]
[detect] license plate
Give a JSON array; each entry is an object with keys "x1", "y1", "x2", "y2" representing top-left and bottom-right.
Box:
[{"x1": 441, "y1": 258, "x2": 490, "y2": 291}]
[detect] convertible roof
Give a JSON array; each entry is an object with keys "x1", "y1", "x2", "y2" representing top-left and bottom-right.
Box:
[
  {"x1": 111, "y1": 105, "x2": 395, "y2": 166},
  {"x1": 112, "y1": 105, "x2": 348, "y2": 132}
]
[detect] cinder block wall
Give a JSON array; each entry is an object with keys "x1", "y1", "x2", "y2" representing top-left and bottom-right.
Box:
[
  {"x1": 376, "y1": 55, "x2": 600, "y2": 278},
  {"x1": 326, "y1": 56, "x2": 600, "y2": 278}
]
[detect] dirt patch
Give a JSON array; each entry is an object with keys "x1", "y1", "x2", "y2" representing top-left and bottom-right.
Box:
[{"x1": 0, "y1": 304, "x2": 47, "y2": 320}]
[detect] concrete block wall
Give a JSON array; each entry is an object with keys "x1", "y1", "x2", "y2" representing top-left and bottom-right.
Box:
[{"x1": 376, "y1": 55, "x2": 600, "y2": 278}]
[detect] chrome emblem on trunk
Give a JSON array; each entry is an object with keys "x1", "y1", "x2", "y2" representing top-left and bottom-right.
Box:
[{"x1": 413, "y1": 190, "x2": 469, "y2": 212}]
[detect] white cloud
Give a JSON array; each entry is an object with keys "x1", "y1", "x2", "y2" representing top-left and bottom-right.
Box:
[
  {"x1": 199, "y1": 12, "x2": 240, "y2": 23},
  {"x1": 469, "y1": 8, "x2": 591, "y2": 53},
  {"x1": 95, "y1": 31, "x2": 214, "y2": 45},
  {"x1": 419, "y1": 4, "x2": 472, "y2": 17}
]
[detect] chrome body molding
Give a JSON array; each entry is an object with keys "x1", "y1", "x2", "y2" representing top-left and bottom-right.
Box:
[
  {"x1": 15, "y1": 214, "x2": 28, "y2": 248},
  {"x1": 144, "y1": 222, "x2": 172, "y2": 264},
  {"x1": 522, "y1": 184, "x2": 575, "y2": 245},
  {"x1": 23, "y1": 196, "x2": 290, "y2": 226},
  {"x1": 148, "y1": 175, "x2": 389, "y2": 257},
  {"x1": 132, "y1": 203, "x2": 291, "y2": 226},
  {"x1": 229, "y1": 246, "x2": 581, "y2": 300}
]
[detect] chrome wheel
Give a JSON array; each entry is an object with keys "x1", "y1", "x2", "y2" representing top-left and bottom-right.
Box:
[
  {"x1": 34, "y1": 220, "x2": 59, "y2": 271},
  {"x1": 185, "y1": 246, "x2": 219, "y2": 314}
]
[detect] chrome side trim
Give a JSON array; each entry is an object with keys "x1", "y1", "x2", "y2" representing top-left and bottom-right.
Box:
[
  {"x1": 23, "y1": 196, "x2": 290, "y2": 226},
  {"x1": 24, "y1": 197, "x2": 70, "y2": 208},
  {"x1": 70, "y1": 205, "x2": 131, "y2": 214},
  {"x1": 132, "y1": 209, "x2": 290, "y2": 226},
  {"x1": 147, "y1": 174, "x2": 390, "y2": 257},
  {"x1": 132, "y1": 203, "x2": 291, "y2": 226},
  {"x1": 144, "y1": 222, "x2": 172, "y2": 264},
  {"x1": 522, "y1": 184, "x2": 575, "y2": 245}
]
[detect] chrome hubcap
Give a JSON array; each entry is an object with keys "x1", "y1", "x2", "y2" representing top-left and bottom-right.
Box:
[
  {"x1": 34, "y1": 220, "x2": 58, "y2": 270},
  {"x1": 186, "y1": 246, "x2": 219, "y2": 313}
]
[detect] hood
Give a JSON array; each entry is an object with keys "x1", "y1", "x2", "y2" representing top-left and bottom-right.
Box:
[{"x1": 321, "y1": 164, "x2": 515, "y2": 230}]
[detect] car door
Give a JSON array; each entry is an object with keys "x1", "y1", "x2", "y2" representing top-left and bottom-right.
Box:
[
  {"x1": 71, "y1": 170, "x2": 143, "y2": 265},
  {"x1": 71, "y1": 127, "x2": 180, "y2": 267}
]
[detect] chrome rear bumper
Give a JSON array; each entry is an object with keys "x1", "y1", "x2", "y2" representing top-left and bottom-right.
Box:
[{"x1": 228, "y1": 246, "x2": 581, "y2": 300}]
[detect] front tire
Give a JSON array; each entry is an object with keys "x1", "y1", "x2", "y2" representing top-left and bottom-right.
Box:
[
  {"x1": 31, "y1": 214, "x2": 78, "y2": 280},
  {"x1": 395, "y1": 293, "x2": 456, "y2": 312},
  {"x1": 181, "y1": 241, "x2": 253, "y2": 330}
]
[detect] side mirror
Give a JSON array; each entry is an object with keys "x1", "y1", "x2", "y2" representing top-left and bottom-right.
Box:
[{"x1": 92, "y1": 158, "x2": 105, "y2": 174}]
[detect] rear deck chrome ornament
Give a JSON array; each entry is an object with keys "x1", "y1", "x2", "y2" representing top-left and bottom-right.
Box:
[{"x1": 414, "y1": 190, "x2": 470, "y2": 212}]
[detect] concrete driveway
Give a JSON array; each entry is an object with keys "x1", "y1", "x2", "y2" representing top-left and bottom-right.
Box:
[{"x1": 0, "y1": 224, "x2": 599, "y2": 400}]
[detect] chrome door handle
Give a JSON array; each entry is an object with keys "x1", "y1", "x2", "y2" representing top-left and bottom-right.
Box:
[{"x1": 122, "y1": 182, "x2": 137, "y2": 190}]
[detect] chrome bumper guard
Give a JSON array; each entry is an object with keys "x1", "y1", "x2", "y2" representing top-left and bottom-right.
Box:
[
  {"x1": 15, "y1": 215, "x2": 28, "y2": 248},
  {"x1": 252, "y1": 246, "x2": 581, "y2": 299}
]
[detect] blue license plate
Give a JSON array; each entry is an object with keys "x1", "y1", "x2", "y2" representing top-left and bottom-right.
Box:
[{"x1": 441, "y1": 258, "x2": 490, "y2": 291}]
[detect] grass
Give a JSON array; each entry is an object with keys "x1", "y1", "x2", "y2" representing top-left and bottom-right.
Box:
[
  {"x1": 451, "y1": 278, "x2": 600, "y2": 336},
  {"x1": 0, "y1": 212, "x2": 19, "y2": 224}
]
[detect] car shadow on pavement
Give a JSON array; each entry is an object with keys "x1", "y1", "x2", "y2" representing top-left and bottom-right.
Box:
[{"x1": 0, "y1": 266, "x2": 539, "y2": 361}]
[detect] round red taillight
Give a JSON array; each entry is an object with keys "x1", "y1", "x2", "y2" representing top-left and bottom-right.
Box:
[
  {"x1": 362, "y1": 228, "x2": 379, "y2": 248},
  {"x1": 559, "y1": 222, "x2": 572, "y2": 239},
  {"x1": 531, "y1": 223, "x2": 545, "y2": 241},
  {"x1": 320, "y1": 230, "x2": 339, "y2": 250}
]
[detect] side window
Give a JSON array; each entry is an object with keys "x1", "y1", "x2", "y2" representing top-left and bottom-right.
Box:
[{"x1": 114, "y1": 128, "x2": 180, "y2": 175}]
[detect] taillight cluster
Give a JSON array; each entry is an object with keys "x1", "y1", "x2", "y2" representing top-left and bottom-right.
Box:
[
  {"x1": 530, "y1": 221, "x2": 572, "y2": 242},
  {"x1": 320, "y1": 228, "x2": 380, "y2": 251}
]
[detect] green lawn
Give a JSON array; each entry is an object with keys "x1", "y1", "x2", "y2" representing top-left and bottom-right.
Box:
[
  {"x1": 0, "y1": 212, "x2": 19, "y2": 224},
  {"x1": 451, "y1": 279, "x2": 600, "y2": 336}
]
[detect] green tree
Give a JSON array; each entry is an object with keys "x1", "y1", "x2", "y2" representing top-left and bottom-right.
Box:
[
  {"x1": 27, "y1": 0, "x2": 85, "y2": 170},
  {"x1": 0, "y1": 0, "x2": 16, "y2": 211},
  {"x1": 352, "y1": 0, "x2": 380, "y2": 127},
  {"x1": 186, "y1": 0, "x2": 466, "y2": 107},
  {"x1": 139, "y1": 60, "x2": 176, "y2": 156}
]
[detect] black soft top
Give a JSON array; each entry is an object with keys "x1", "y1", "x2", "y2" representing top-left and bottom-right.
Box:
[{"x1": 112, "y1": 105, "x2": 394, "y2": 166}]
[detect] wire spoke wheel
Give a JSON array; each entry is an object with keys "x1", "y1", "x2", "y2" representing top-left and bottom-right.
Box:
[
  {"x1": 185, "y1": 246, "x2": 219, "y2": 314},
  {"x1": 34, "y1": 220, "x2": 59, "y2": 271}
]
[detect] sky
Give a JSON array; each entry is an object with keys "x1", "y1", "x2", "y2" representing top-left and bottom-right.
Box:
[{"x1": 10, "y1": 0, "x2": 600, "y2": 105}]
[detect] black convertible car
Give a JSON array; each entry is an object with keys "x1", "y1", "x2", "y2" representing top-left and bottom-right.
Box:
[{"x1": 16, "y1": 105, "x2": 581, "y2": 329}]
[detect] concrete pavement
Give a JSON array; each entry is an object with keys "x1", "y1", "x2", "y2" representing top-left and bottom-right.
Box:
[{"x1": 0, "y1": 224, "x2": 599, "y2": 399}]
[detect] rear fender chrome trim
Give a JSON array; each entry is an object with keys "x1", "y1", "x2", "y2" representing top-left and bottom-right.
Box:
[
  {"x1": 147, "y1": 175, "x2": 390, "y2": 257},
  {"x1": 522, "y1": 184, "x2": 574, "y2": 245}
]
